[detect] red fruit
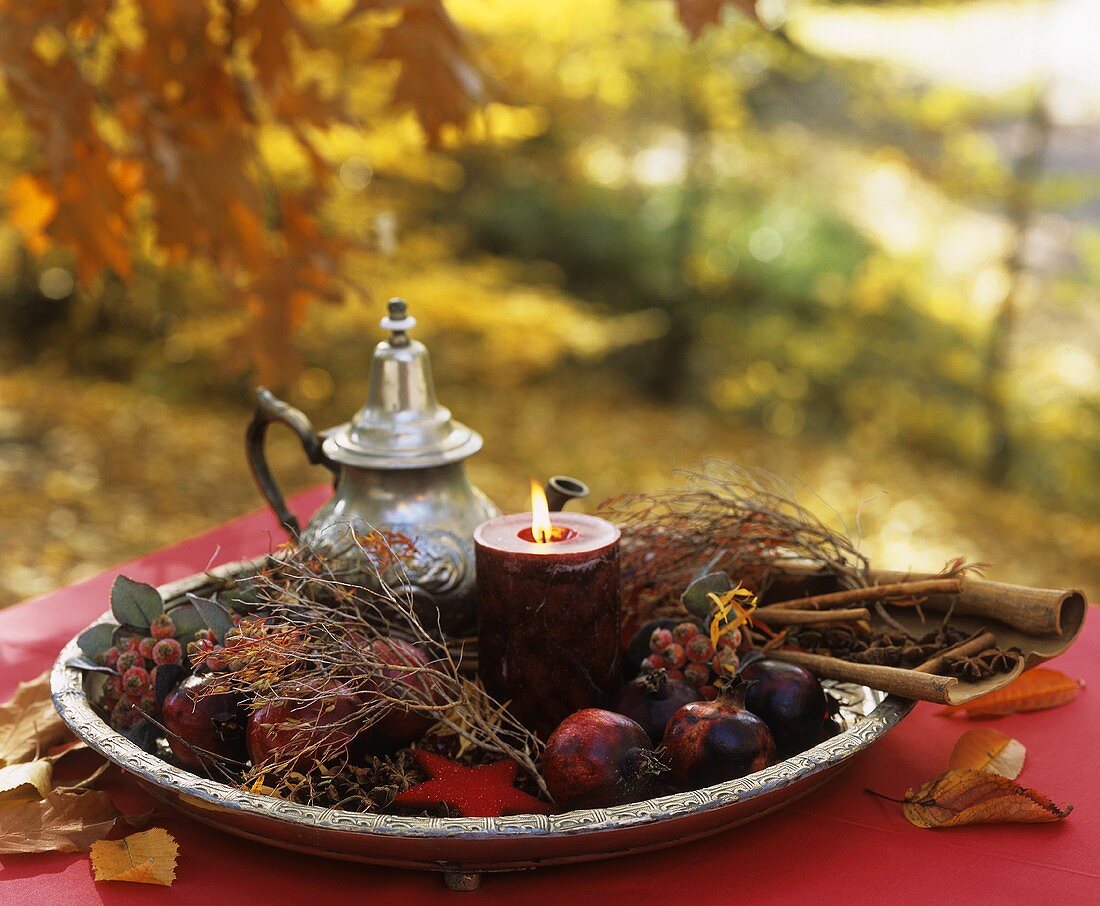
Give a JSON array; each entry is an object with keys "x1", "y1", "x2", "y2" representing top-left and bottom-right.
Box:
[
  {"x1": 118, "y1": 636, "x2": 141, "y2": 653},
  {"x1": 115, "y1": 650, "x2": 141, "y2": 674},
  {"x1": 153, "y1": 638, "x2": 183, "y2": 666},
  {"x1": 672, "y1": 622, "x2": 699, "y2": 644},
  {"x1": 122, "y1": 666, "x2": 151, "y2": 700},
  {"x1": 110, "y1": 700, "x2": 142, "y2": 730},
  {"x1": 739, "y1": 658, "x2": 828, "y2": 759},
  {"x1": 711, "y1": 647, "x2": 740, "y2": 677},
  {"x1": 150, "y1": 614, "x2": 176, "y2": 639},
  {"x1": 247, "y1": 680, "x2": 361, "y2": 770},
  {"x1": 613, "y1": 669, "x2": 701, "y2": 744},
  {"x1": 542, "y1": 709, "x2": 667, "y2": 809},
  {"x1": 662, "y1": 681, "x2": 775, "y2": 790},
  {"x1": 665, "y1": 669, "x2": 685, "y2": 681},
  {"x1": 683, "y1": 663, "x2": 711, "y2": 688},
  {"x1": 648, "y1": 628, "x2": 674, "y2": 653},
  {"x1": 700, "y1": 685, "x2": 719, "y2": 701},
  {"x1": 104, "y1": 646, "x2": 120, "y2": 668},
  {"x1": 138, "y1": 637, "x2": 157, "y2": 660},
  {"x1": 717, "y1": 628, "x2": 742, "y2": 650},
  {"x1": 356, "y1": 638, "x2": 442, "y2": 753},
  {"x1": 163, "y1": 674, "x2": 248, "y2": 773},
  {"x1": 139, "y1": 692, "x2": 160, "y2": 717},
  {"x1": 660, "y1": 643, "x2": 686, "y2": 669},
  {"x1": 640, "y1": 654, "x2": 668, "y2": 672},
  {"x1": 106, "y1": 675, "x2": 124, "y2": 698},
  {"x1": 685, "y1": 635, "x2": 714, "y2": 664}
]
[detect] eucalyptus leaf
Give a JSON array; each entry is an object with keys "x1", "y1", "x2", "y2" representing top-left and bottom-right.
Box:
[
  {"x1": 152, "y1": 664, "x2": 186, "y2": 703},
  {"x1": 77, "y1": 622, "x2": 117, "y2": 658},
  {"x1": 681, "y1": 571, "x2": 734, "y2": 620},
  {"x1": 65, "y1": 655, "x2": 118, "y2": 676},
  {"x1": 110, "y1": 576, "x2": 164, "y2": 628},
  {"x1": 186, "y1": 593, "x2": 233, "y2": 643},
  {"x1": 165, "y1": 601, "x2": 206, "y2": 644}
]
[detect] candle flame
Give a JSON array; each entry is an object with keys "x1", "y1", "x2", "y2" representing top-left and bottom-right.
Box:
[{"x1": 530, "y1": 479, "x2": 553, "y2": 543}]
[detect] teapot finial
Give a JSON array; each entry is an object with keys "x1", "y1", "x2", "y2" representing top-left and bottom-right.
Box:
[{"x1": 381, "y1": 297, "x2": 416, "y2": 346}]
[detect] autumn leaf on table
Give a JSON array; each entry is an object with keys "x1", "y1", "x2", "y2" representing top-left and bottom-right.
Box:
[
  {"x1": 0, "y1": 669, "x2": 73, "y2": 767},
  {"x1": 900, "y1": 769, "x2": 1071, "y2": 829},
  {"x1": 91, "y1": 828, "x2": 178, "y2": 887},
  {"x1": 0, "y1": 790, "x2": 128, "y2": 854},
  {"x1": 948, "y1": 729, "x2": 1026, "y2": 779},
  {"x1": 940, "y1": 668, "x2": 1082, "y2": 718},
  {"x1": 0, "y1": 759, "x2": 54, "y2": 801}
]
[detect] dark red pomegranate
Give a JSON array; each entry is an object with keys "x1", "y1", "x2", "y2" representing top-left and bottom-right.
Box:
[
  {"x1": 356, "y1": 638, "x2": 442, "y2": 753},
  {"x1": 613, "y1": 669, "x2": 700, "y2": 745},
  {"x1": 247, "y1": 679, "x2": 362, "y2": 770},
  {"x1": 662, "y1": 681, "x2": 775, "y2": 790},
  {"x1": 161, "y1": 673, "x2": 247, "y2": 773},
  {"x1": 739, "y1": 658, "x2": 828, "y2": 758},
  {"x1": 542, "y1": 709, "x2": 667, "y2": 809}
]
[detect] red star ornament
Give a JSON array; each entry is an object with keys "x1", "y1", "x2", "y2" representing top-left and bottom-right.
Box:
[{"x1": 393, "y1": 750, "x2": 551, "y2": 818}]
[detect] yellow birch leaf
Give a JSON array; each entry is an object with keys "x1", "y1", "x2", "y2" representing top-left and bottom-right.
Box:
[
  {"x1": 0, "y1": 669, "x2": 73, "y2": 767},
  {"x1": 948, "y1": 729, "x2": 1025, "y2": 779},
  {"x1": 91, "y1": 828, "x2": 179, "y2": 887},
  {"x1": 0, "y1": 759, "x2": 53, "y2": 800}
]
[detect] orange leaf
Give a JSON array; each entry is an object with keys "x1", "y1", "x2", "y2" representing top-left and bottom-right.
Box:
[
  {"x1": 948, "y1": 729, "x2": 1025, "y2": 779},
  {"x1": 675, "y1": 0, "x2": 761, "y2": 39},
  {"x1": 0, "y1": 790, "x2": 121, "y2": 853},
  {"x1": 6, "y1": 173, "x2": 58, "y2": 254},
  {"x1": 940, "y1": 668, "x2": 1082, "y2": 718},
  {"x1": 91, "y1": 828, "x2": 178, "y2": 886},
  {"x1": 902, "y1": 769, "x2": 1071, "y2": 829}
]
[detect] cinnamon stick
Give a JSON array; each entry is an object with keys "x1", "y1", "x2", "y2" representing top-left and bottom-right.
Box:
[
  {"x1": 759, "y1": 579, "x2": 962, "y2": 612},
  {"x1": 767, "y1": 649, "x2": 958, "y2": 703},
  {"x1": 914, "y1": 631, "x2": 998, "y2": 675},
  {"x1": 755, "y1": 607, "x2": 871, "y2": 626}
]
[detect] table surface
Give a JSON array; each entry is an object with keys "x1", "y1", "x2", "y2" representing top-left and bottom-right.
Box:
[{"x1": 1, "y1": 488, "x2": 1097, "y2": 905}]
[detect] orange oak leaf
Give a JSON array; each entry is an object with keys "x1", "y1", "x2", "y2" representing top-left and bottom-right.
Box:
[
  {"x1": 902, "y1": 769, "x2": 1071, "y2": 829},
  {"x1": 948, "y1": 729, "x2": 1025, "y2": 779},
  {"x1": 675, "y1": 0, "x2": 761, "y2": 39},
  {"x1": 940, "y1": 668, "x2": 1082, "y2": 718},
  {"x1": 91, "y1": 828, "x2": 179, "y2": 886},
  {"x1": 0, "y1": 791, "x2": 122, "y2": 854}
]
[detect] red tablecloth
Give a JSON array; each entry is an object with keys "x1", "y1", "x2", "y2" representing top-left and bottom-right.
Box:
[{"x1": 1, "y1": 490, "x2": 1097, "y2": 905}]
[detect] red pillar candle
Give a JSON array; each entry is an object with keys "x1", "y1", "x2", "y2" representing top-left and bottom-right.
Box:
[{"x1": 475, "y1": 510, "x2": 622, "y2": 739}]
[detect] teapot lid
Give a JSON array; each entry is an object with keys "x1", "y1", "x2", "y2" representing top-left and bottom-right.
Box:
[{"x1": 322, "y1": 299, "x2": 483, "y2": 469}]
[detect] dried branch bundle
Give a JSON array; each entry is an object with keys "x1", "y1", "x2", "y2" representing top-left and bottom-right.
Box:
[
  {"x1": 195, "y1": 536, "x2": 546, "y2": 804},
  {"x1": 598, "y1": 461, "x2": 869, "y2": 624}
]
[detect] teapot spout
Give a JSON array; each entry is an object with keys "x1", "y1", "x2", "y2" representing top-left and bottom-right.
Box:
[{"x1": 544, "y1": 475, "x2": 590, "y2": 512}]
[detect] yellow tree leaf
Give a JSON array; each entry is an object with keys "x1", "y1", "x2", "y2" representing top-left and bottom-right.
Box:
[
  {"x1": 0, "y1": 669, "x2": 73, "y2": 767},
  {"x1": 948, "y1": 728, "x2": 1025, "y2": 779},
  {"x1": 91, "y1": 828, "x2": 178, "y2": 887},
  {"x1": 940, "y1": 668, "x2": 1082, "y2": 718},
  {"x1": 0, "y1": 759, "x2": 54, "y2": 801},
  {"x1": 902, "y1": 769, "x2": 1071, "y2": 829},
  {"x1": 0, "y1": 790, "x2": 121, "y2": 854},
  {"x1": 6, "y1": 173, "x2": 58, "y2": 254}
]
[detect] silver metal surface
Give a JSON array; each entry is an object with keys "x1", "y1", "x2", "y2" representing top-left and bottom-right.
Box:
[
  {"x1": 244, "y1": 298, "x2": 499, "y2": 635},
  {"x1": 51, "y1": 560, "x2": 914, "y2": 874}
]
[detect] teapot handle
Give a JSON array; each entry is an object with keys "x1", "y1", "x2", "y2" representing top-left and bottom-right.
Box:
[{"x1": 245, "y1": 387, "x2": 338, "y2": 537}]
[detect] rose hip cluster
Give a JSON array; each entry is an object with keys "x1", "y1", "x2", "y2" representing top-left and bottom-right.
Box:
[
  {"x1": 639, "y1": 622, "x2": 741, "y2": 700},
  {"x1": 98, "y1": 613, "x2": 184, "y2": 728}
]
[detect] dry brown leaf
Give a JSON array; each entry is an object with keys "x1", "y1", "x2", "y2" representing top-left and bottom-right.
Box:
[
  {"x1": 940, "y1": 668, "x2": 1082, "y2": 718},
  {"x1": 0, "y1": 790, "x2": 121, "y2": 853},
  {"x1": 949, "y1": 729, "x2": 1025, "y2": 779},
  {"x1": 902, "y1": 769, "x2": 1071, "y2": 829},
  {"x1": 0, "y1": 669, "x2": 73, "y2": 766},
  {"x1": 91, "y1": 828, "x2": 178, "y2": 887},
  {"x1": 0, "y1": 759, "x2": 53, "y2": 800}
]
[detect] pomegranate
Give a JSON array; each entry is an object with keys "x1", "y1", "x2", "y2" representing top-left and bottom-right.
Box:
[
  {"x1": 247, "y1": 679, "x2": 362, "y2": 770},
  {"x1": 613, "y1": 669, "x2": 700, "y2": 745},
  {"x1": 662, "y1": 681, "x2": 775, "y2": 790},
  {"x1": 739, "y1": 658, "x2": 828, "y2": 758},
  {"x1": 542, "y1": 709, "x2": 667, "y2": 809},
  {"x1": 355, "y1": 638, "x2": 442, "y2": 753},
  {"x1": 161, "y1": 674, "x2": 247, "y2": 773}
]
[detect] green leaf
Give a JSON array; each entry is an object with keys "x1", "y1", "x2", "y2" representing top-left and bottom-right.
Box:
[
  {"x1": 165, "y1": 602, "x2": 206, "y2": 644},
  {"x1": 681, "y1": 571, "x2": 733, "y2": 620},
  {"x1": 110, "y1": 576, "x2": 164, "y2": 629},
  {"x1": 186, "y1": 593, "x2": 233, "y2": 643},
  {"x1": 77, "y1": 622, "x2": 117, "y2": 658},
  {"x1": 65, "y1": 655, "x2": 117, "y2": 676}
]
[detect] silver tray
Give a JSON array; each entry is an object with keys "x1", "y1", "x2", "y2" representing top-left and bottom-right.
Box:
[{"x1": 51, "y1": 560, "x2": 913, "y2": 889}]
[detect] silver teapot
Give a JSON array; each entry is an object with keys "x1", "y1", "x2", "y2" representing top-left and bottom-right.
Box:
[{"x1": 245, "y1": 299, "x2": 499, "y2": 636}]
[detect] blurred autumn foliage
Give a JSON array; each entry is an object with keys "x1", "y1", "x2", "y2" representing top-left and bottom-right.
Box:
[{"x1": 0, "y1": 0, "x2": 1098, "y2": 606}]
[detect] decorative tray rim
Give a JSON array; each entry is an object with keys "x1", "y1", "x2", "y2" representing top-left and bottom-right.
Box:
[{"x1": 50, "y1": 562, "x2": 914, "y2": 839}]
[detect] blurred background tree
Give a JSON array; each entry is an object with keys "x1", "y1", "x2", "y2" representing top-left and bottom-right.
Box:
[{"x1": 0, "y1": 0, "x2": 1097, "y2": 605}]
